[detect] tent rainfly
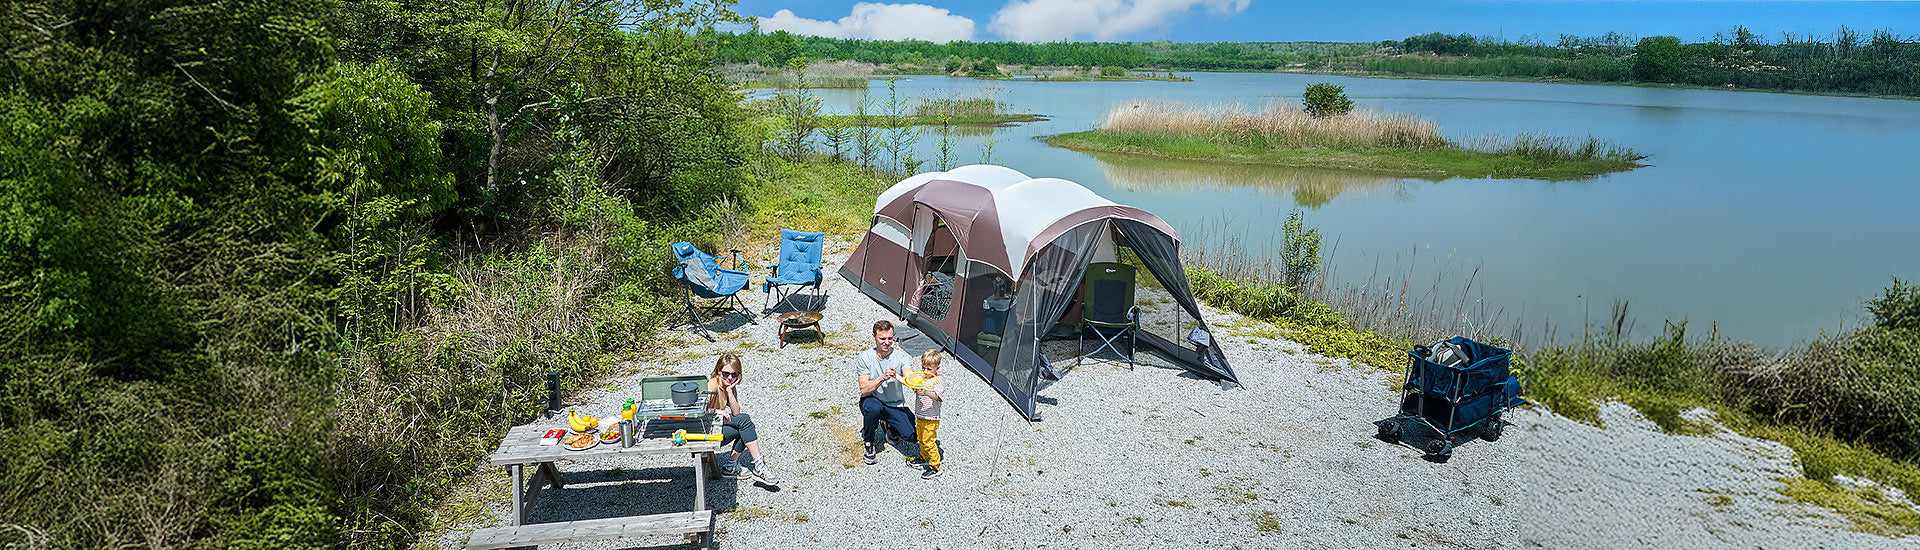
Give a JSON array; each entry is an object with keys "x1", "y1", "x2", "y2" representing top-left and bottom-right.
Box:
[{"x1": 840, "y1": 165, "x2": 1238, "y2": 420}]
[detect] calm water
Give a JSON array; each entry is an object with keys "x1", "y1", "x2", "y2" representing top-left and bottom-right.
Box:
[{"x1": 809, "y1": 74, "x2": 1920, "y2": 348}]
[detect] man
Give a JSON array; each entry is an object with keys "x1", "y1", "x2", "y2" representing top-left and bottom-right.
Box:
[{"x1": 855, "y1": 320, "x2": 918, "y2": 466}]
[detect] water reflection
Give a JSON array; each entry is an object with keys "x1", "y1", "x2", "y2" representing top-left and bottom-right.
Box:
[{"x1": 1085, "y1": 150, "x2": 1411, "y2": 209}]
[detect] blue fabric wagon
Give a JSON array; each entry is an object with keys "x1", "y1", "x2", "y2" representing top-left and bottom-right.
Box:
[{"x1": 1378, "y1": 336, "x2": 1527, "y2": 457}]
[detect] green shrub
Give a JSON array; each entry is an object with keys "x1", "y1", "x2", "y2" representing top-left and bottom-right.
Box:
[
  {"x1": 1281, "y1": 209, "x2": 1322, "y2": 292},
  {"x1": 1867, "y1": 276, "x2": 1920, "y2": 332},
  {"x1": 1302, "y1": 83, "x2": 1355, "y2": 117}
]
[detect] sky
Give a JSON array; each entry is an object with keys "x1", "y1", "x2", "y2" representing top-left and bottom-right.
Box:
[{"x1": 731, "y1": 1, "x2": 1920, "y2": 44}]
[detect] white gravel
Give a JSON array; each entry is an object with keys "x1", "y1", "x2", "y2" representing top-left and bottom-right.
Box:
[{"x1": 438, "y1": 242, "x2": 1918, "y2": 549}]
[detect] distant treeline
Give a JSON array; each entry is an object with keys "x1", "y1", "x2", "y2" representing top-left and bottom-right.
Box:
[{"x1": 712, "y1": 26, "x2": 1920, "y2": 96}]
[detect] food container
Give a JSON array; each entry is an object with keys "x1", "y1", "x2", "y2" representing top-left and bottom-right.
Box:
[{"x1": 540, "y1": 429, "x2": 565, "y2": 446}]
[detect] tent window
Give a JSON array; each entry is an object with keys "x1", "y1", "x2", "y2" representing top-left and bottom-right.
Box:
[{"x1": 959, "y1": 272, "x2": 1014, "y2": 365}]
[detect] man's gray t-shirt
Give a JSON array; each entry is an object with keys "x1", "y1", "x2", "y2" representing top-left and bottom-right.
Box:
[{"x1": 855, "y1": 348, "x2": 915, "y2": 408}]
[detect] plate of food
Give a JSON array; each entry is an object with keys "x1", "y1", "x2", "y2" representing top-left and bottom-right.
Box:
[
  {"x1": 901, "y1": 371, "x2": 939, "y2": 390},
  {"x1": 563, "y1": 432, "x2": 599, "y2": 451},
  {"x1": 599, "y1": 428, "x2": 622, "y2": 444}
]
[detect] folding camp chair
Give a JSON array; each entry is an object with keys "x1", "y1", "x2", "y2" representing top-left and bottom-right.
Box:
[
  {"x1": 762, "y1": 229, "x2": 825, "y2": 314},
  {"x1": 1078, "y1": 262, "x2": 1139, "y2": 369},
  {"x1": 671, "y1": 241, "x2": 755, "y2": 340}
]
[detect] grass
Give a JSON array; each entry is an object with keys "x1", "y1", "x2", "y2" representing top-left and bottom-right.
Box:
[
  {"x1": 1251, "y1": 511, "x2": 1283, "y2": 532},
  {"x1": 1184, "y1": 265, "x2": 1406, "y2": 370},
  {"x1": 1043, "y1": 100, "x2": 1645, "y2": 181}
]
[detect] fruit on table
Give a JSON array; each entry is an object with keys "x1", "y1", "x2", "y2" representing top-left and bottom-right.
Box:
[{"x1": 567, "y1": 409, "x2": 600, "y2": 432}]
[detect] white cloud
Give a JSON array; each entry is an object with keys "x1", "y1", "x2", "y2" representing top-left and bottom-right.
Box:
[
  {"x1": 989, "y1": 0, "x2": 1250, "y2": 42},
  {"x1": 758, "y1": 3, "x2": 976, "y2": 43}
]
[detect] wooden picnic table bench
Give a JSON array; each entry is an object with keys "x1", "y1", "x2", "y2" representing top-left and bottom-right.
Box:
[{"x1": 463, "y1": 415, "x2": 724, "y2": 549}]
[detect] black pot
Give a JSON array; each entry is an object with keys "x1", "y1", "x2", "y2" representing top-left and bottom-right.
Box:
[{"x1": 670, "y1": 381, "x2": 701, "y2": 407}]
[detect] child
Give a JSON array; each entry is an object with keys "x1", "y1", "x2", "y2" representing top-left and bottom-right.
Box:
[{"x1": 909, "y1": 349, "x2": 948, "y2": 479}]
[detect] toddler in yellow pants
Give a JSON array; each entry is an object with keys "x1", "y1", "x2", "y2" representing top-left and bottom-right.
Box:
[{"x1": 910, "y1": 350, "x2": 948, "y2": 479}]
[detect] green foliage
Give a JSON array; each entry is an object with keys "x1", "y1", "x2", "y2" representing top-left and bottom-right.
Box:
[
  {"x1": 770, "y1": 64, "x2": 824, "y2": 160},
  {"x1": 718, "y1": 27, "x2": 1920, "y2": 97},
  {"x1": 1867, "y1": 277, "x2": 1920, "y2": 332},
  {"x1": 1186, "y1": 266, "x2": 1402, "y2": 369},
  {"x1": 1, "y1": 0, "x2": 751, "y2": 547},
  {"x1": 1281, "y1": 209, "x2": 1322, "y2": 291},
  {"x1": 1633, "y1": 36, "x2": 1686, "y2": 82},
  {"x1": 1101, "y1": 65, "x2": 1127, "y2": 77},
  {"x1": 1301, "y1": 83, "x2": 1354, "y2": 117},
  {"x1": 971, "y1": 57, "x2": 1001, "y2": 75}
]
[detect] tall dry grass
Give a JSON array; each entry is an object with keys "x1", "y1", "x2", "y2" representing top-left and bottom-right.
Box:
[{"x1": 1099, "y1": 99, "x2": 1450, "y2": 150}]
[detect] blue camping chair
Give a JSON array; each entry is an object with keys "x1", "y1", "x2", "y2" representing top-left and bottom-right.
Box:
[
  {"x1": 762, "y1": 229, "x2": 825, "y2": 314},
  {"x1": 671, "y1": 241, "x2": 755, "y2": 340}
]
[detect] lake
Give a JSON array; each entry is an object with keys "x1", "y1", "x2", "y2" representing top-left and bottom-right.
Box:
[{"x1": 806, "y1": 73, "x2": 1920, "y2": 348}]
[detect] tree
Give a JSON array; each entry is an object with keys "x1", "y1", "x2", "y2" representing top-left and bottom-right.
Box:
[
  {"x1": 1633, "y1": 36, "x2": 1685, "y2": 82},
  {"x1": 1282, "y1": 209, "x2": 1323, "y2": 292},
  {"x1": 771, "y1": 61, "x2": 822, "y2": 160},
  {"x1": 971, "y1": 57, "x2": 1000, "y2": 75},
  {"x1": 1302, "y1": 83, "x2": 1354, "y2": 117}
]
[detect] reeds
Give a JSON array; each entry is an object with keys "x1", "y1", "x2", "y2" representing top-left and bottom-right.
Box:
[
  {"x1": 1098, "y1": 99, "x2": 1450, "y2": 151},
  {"x1": 1463, "y1": 132, "x2": 1646, "y2": 162},
  {"x1": 914, "y1": 96, "x2": 1008, "y2": 117}
]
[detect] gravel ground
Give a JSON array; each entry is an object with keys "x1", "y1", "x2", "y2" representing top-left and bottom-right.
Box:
[{"x1": 438, "y1": 242, "x2": 1917, "y2": 549}]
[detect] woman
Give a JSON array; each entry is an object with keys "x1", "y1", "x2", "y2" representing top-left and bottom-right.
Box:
[{"x1": 708, "y1": 353, "x2": 781, "y2": 485}]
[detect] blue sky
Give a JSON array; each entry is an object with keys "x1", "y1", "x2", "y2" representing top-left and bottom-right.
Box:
[{"x1": 734, "y1": 1, "x2": 1920, "y2": 44}]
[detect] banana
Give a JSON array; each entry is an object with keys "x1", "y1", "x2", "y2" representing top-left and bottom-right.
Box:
[{"x1": 568, "y1": 409, "x2": 599, "y2": 433}]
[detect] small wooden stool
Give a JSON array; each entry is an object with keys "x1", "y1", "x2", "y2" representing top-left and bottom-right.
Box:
[{"x1": 777, "y1": 311, "x2": 823, "y2": 348}]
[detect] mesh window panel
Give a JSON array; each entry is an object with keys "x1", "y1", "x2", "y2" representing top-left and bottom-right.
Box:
[{"x1": 1002, "y1": 221, "x2": 1109, "y2": 410}]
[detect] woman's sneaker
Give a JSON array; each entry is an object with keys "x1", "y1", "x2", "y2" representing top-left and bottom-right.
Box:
[
  {"x1": 748, "y1": 464, "x2": 782, "y2": 486},
  {"x1": 920, "y1": 465, "x2": 942, "y2": 480}
]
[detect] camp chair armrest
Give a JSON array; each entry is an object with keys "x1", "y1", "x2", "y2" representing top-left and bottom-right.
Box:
[
  {"x1": 1126, "y1": 306, "x2": 1141, "y2": 324},
  {"x1": 716, "y1": 267, "x2": 750, "y2": 278}
]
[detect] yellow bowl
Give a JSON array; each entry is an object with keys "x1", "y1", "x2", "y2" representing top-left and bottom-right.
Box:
[{"x1": 901, "y1": 372, "x2": 939, "y2": 390}]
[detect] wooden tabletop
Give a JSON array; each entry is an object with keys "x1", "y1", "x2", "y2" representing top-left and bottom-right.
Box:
[{"x1": 488, "y1": 417, "x2": 721, "y2": 466}]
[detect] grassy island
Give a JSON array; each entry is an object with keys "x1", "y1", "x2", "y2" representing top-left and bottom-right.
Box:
[
  {"x1": 1044, "y1": 101, "x2": 1646, "y2": 181},
  {"x1": 823, "y1": 96, "x2": 1047, "y2": 128}
]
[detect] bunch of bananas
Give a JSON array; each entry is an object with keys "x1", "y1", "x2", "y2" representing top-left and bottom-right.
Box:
[{"x1": 567, "y1": 409, "x2": 600, "y2": 433}]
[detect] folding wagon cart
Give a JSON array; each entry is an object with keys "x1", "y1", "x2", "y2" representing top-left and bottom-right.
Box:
[{"x1": 1378, "y1": 337, "x2": 1527, "y2": 458}]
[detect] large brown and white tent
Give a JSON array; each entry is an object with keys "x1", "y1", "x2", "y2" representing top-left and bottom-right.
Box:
[{"x1": 841, "y1": 165, "x2": 1238, "y2": 419}]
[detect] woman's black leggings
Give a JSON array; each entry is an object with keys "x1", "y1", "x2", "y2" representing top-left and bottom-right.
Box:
[{"x1": 720, "y1": 413, "x2": 757, "y2": 454}]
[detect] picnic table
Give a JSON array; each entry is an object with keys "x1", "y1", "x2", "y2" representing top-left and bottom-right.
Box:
[{"x1": 463, "y1": 415, "x2": 723, "y2": 549}]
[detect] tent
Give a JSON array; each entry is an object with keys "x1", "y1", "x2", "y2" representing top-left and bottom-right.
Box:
[{"x1": 840, "y1": 165, "x2": 1238, "y2": 420}]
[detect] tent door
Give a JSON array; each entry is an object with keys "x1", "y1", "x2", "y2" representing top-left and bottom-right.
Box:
[{"x1": 905, "y1": 206, "x2": 961, "y2": 323}]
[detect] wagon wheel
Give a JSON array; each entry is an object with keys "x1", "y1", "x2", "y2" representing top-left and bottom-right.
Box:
[
  {"x1": 1482, "y1": 417, "x2": 1505, "y2": 442},
  {"x1": 1424, "y1": 438, "x2": 1450, "y2": 455},
  {"x1": 1378, "y1": 420, "x2": 1402, "y2": 440}
]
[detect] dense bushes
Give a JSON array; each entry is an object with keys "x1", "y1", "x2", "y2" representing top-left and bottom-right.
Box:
[{"x1": 1, "y1": 0, "x2": 752, "y2": 547}]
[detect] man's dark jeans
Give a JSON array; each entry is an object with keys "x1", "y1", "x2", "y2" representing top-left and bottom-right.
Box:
[{"x1": 859, "y1": 395, "x2": 915, "y2": 444}]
